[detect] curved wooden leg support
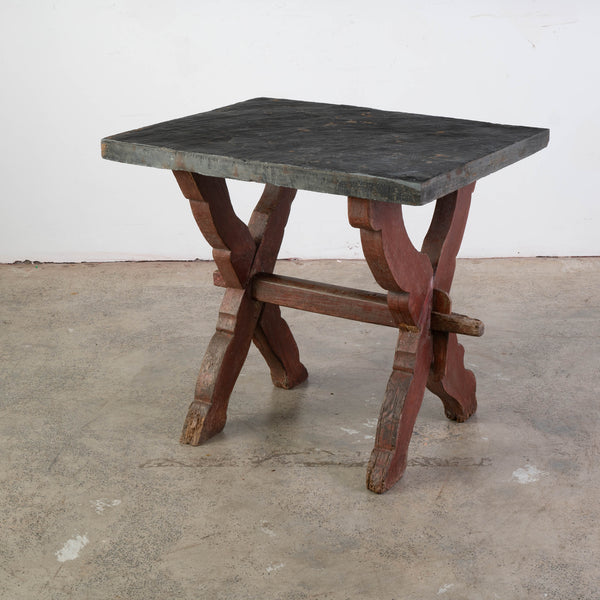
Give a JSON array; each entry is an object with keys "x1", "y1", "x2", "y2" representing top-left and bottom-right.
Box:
[
  {"x1": 349, "y1": 196, "x2": 434, "y2": 492},
  {"x1": 350, "y1": 183, "x2": 482, "y2": 492},
  {"x1": 253, "y1": 303, "x2": 308, "y2": 389},
  {"x1": 181, "y1": 288, "x2": 262, "y2": 444},
  {"x1": 427, "y1": 333, "x2": 476, "y2": 422},
  {"x1": 367, "y1": 328, "x2": 432, "y2": 493},
  {"x1": 421, "y1": 183, "x2": 479, "y2": 423},
  {"x1": 247, "y1": 184, "x2": 308, "y2": 388},
  {"x1": 173, "y1": 172, "x2": 306, "y2": 445}
]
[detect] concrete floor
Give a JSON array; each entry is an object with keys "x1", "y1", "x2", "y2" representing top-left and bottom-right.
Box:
[{"x1": 1, "y1": 258, "x2": 599, "y2": 599}]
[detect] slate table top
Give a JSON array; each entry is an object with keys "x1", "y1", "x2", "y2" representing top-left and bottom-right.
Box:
[{"x1": 101, "y1": 98, "x2": 549, "y2": 206}]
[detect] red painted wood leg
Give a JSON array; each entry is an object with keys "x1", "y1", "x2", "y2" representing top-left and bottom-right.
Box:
[
  {"x1": 248, "y1": 184, "x2": 308, "y2": 389},
  {"x1": 349, "y1": 196, "x2": 434, "y2": 492},
  {"x1": 351, "y1": 184, "x2": 481, "y2": 492},
  {"x1": 427, "y1": 333, "x2": 476, "y2": 422},
  {"x1": 252, "y1": 303, "x2": 308, "y2": 389},
  {"x1": 173, "y1": 172, "x2": 306, "y2": 444},
  {"x1": 421, "y1": 183, "x2": 479, "y2": 423},
  {"x1": 181, "y1": 288, "x2": 262, "y2": 445},
  {"x1": 367, "y1": 327, "x2": 433, "y2": 493}
]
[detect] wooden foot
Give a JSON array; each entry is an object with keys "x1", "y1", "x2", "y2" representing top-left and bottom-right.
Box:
[{"x1": 173, "y1": 172, "x2": 306, "y2": 445}]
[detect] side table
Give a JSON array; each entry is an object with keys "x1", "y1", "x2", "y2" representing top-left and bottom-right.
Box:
[{"x1": 102, "y1": 98, "x2": 548, "y2": 493}]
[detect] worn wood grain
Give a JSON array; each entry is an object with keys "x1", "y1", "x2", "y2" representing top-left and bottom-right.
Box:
[
  {"x1": 346, "y1": 182, "x2": 484, "y2": 492},
  {"x1": 252, "y1": 303, "x2": 308, "y2": 389},
  {"x1": 252, "y1": 273, "x2": 483, "y2": 336},
  {"x1": 349, "y1": 196, "x2": 435, "y2": 492},
  {"x1": 427, "y1": 334, "x2": 477, "y2": 422},
  {"x1": 366, "y1": 328, "x2": 433, "y2": 493},
  {"x1": 173, "y1": 171, "x2": 255, "y2": 289},
  {"x1": 429, "y1": 289, "x2": 452, "y2": 382},
  {"x1": 180, "y1": 288, "x2": 262, "y2": 444},
  {"x1": 430, "y1": 310, "x2": 483, "y2": 337},
  {"x1": 421, "y1": 184, "x2": 479, "y2": 422},
  {"x1": 253, "y1": 274, "x2": 398, "y2": 327},
  {"x1": 348, "y1": 197, "x2": 432, "y2": 327}
]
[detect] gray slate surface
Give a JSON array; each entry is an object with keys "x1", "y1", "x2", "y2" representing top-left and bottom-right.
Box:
[{"x1": 101, "y1": 98, "x2": 549, "y2": 205}]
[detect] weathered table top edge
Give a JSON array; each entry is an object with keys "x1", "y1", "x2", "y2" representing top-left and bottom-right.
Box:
[
  {"x1": 101, "y1": 121, "x2": 549, "y2": 206},
  {"x1": 101, "y1": 139, "x2": 425, "y2": 204},
  {"x1": 422, "y1": 128, "x2": 548, "y2": 202}
]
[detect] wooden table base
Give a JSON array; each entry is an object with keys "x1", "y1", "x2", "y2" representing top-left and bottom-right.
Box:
[{"x1": 173, "y1": 171, "x2": 482, "y2": 493}]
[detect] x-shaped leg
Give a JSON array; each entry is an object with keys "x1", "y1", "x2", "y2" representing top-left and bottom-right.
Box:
[
  {"x1": 173, "y1": 171, "x2": 307, "y2": 445},
  {"x1": 423, "y1": 184, "x2": 478, "y2": 422},
  {"x1": 173, "y1": 171, "x2": 479, "y2": 492},
  {"x1": 349, "y1": 183, "x2": 478, "y2": 493}
]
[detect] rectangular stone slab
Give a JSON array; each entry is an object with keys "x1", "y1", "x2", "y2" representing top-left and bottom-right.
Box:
[{"x1": 101, "y1": 97, "x2": 549, "y2": 205}]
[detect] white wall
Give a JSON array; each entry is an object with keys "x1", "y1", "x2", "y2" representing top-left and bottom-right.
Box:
[{"x1": 0, "y1": 0, "x2": 597, "y2": 262}]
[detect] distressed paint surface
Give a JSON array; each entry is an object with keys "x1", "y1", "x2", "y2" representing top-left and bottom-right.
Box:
[{"x1": 101, "y1": 98, "x2": 549, "y2": 205}]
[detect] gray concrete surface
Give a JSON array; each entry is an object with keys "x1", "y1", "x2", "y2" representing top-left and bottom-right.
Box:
[{"x1": 1, "y1": 258, "x2": 598, "y2": 600}]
